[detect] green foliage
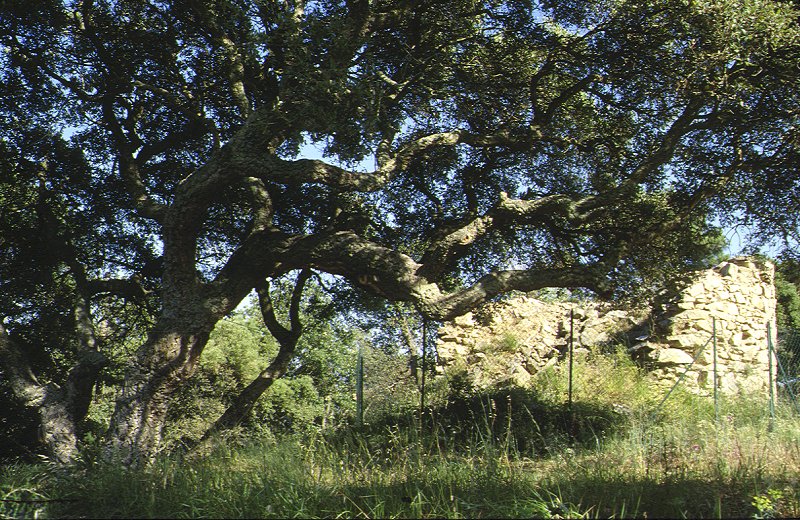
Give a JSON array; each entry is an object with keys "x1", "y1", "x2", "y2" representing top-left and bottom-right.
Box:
[
  {"x1": 3, "y1": 0, "x2": 800, "y2": 466},
  {"x1": 4, "y1": 338, "x2": 800, "y2": 519},
  {"x1": 777, "y1": 256, "x2": 800, "y2": 287},
  {"x1": 359, "y1": 345, "x2": 422, "y2": 421},
  {"x1": 0, "y1": 378, "x2": 40, "y2": 463},
  {"x1": 775, "y1": 262, "x2": 800, "y2": 386},
  {"x1": 0, "y1": 464, "x2": 54, "y2": 519},
  {"x1": 776, "y1": 271, "x2": 800, "y2": 332},
  {"x1": 160, "y1": 293, "x2": 369, "y2": 445},
  {"x1": 753, "y1": 489, "x2": 783, "y2": 519},
  {"x1": 254, "y1": 376, "x2": 324, "y2": 433},
  {"x1": 496, "y1": 332, "x2": 521, "y2": 353},
  {"x1": 6, "y1": 362, "x2": 799, "y2": 519},
  {"x1": 525, "y1": 346, "x2": 660, "y2": 416}
]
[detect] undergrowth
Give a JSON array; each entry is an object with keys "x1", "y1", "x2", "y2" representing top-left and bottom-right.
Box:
[{"x1": 2, "y1": 348, "x2": 799, "y2": 519}]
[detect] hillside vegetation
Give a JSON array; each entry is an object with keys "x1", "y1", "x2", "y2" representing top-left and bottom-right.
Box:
[{"x1": 2, "y1": 347, "x2": 798, "y2": 519}]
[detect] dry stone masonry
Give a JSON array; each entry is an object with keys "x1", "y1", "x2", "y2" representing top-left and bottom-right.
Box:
[
  {"x1": 644, "y1": 257, "x2": 777, "y2": 395},
  {"x1": 436, "y1": 257, "x2": 778, "y2": 396}
]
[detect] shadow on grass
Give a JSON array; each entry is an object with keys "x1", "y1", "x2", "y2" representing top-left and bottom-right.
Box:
[
  {"x1": 324, "y1": 472, "x2": 784, "y2": 519},
  {"x1": 328, "y1": 385, "x2": 632, "y2": 459}
]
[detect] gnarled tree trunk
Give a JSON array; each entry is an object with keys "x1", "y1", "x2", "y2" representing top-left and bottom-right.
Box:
[
  {"x1": 104, "y1": 317, "x2": 214, "y2": 466},
  {"x1": 0, "y1": 323, "x2": 105, "y2": 464},
  {"x1": 199, "y1": 271, "x2": 310, "y2": 444}
]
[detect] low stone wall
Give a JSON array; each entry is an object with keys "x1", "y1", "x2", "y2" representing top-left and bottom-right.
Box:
[{"x1": 436, "y1": 257, "x2": 777, "y2": 396}]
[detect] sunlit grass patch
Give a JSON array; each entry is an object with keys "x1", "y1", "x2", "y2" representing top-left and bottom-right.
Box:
[{"x1": 4, "y1": 347, "x2": 799, "y2": 519}]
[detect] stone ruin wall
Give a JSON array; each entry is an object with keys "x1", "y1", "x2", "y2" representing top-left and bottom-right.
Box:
[{"x1": 436, "y1": 257, "x2": 778, "y2": 396}]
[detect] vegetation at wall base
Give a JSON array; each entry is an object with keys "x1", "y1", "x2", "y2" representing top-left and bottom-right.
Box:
[{"x1": 3, "y1": 350, "x2": 799, "y2": 520}]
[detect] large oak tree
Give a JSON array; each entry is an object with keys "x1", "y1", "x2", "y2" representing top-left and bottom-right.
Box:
[{"x1": 1, "y1": 0, "x2": 799, "y2": 465}]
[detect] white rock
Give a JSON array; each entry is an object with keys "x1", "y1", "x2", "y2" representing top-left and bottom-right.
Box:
[{"x1": 657, "y1": 348, "x2": 695, "y2": 364}]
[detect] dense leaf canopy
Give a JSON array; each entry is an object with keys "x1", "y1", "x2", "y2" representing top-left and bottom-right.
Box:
[{"x1": 1, "y1": 0, "x2": 799, "y2": 463}]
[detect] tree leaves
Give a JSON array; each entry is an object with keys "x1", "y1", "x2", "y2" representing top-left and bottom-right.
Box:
[{"x1": 2, "y1": 0, "x2": 799, "y2": 463}]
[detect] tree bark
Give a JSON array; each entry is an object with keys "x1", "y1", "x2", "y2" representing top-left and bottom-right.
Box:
[
  {"x1": 37, "y1": 386, "x2": 80, "y2": 464},
  {"x1": 0, "y1": 323, "x2": 104, "y2": 464},
  {"x1": 197, "y1": 358, "x2": 290, "y2": 443},
  {"x1": 104, "y1": 320, "x2": 213, "y2": 466},
  {"x1": 198, "y1": 271, "x2": 310, "y2": 443}
]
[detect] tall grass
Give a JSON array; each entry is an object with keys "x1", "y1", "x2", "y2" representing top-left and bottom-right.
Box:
[{"x1": 3, "y1": 348, "x2": 800, "y2": 519}]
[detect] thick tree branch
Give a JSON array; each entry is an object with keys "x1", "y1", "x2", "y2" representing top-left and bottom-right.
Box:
[
  {"x1": 243, "y1": 177, "x2": 275, "y2": 236},
  {"x1": 255, "y1": 230, "x2": 610, "y2": 320},
  {"x1": 101, "y1": 99, "x2": 168, "y2": 222},
  {"x1": 418, "y1": 215, "x2": 494, "y2": 279},
  {"x1": 197, "y1": 270, "x2": 311, "y2": 443},
  {"x1": 543, "y1": 74, "x2": 603, "y2": 124},
  {"x1": 85, "y1": 278, "x2": 151, "y2": 300},
  {"x1": 219, "y1": 36, "x2": 251, "y2": 119},
  {"x1": 0, "y1": 323, "x2": 88, "y2": 464},
  {"x1": 575, "y1": 98, "x2": 706, "y2": 217},
  {"x1": 0, "y1": 323, "x2": 46, "y2": 406},
  {"x1": 418, "y1": 189, "x2": 602, "y2": 281},
  {"x1": 166, "y1": 117, "x2": 538, "y2": 298},
  {"x1": 256, "y1": 270, "x2": 311, "y2": 345}
]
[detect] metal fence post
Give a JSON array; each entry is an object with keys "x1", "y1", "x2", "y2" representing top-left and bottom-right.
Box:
[
  {"x1": 568, "y1": 308, "x2": 574, "y2": 410},
  {"x1": 767, "y1": 322, "x2": 775, "y2": 431},
  {"x1": 356, "y1": 343, "x2": 364, "y2": 428},
  {"x1": 713, "y1": 317, "x2": 718, "y2": 424},
  {"x1": 420, "y1": 316, "x2": 428, "y2": 419}
]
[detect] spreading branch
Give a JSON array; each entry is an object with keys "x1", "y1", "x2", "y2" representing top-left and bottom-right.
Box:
[{"x1": 197, "y1": 270, "x2": 312, "y2": 443}]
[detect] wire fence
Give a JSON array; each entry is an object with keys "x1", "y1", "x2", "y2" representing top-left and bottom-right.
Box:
[
  {"x1": 495, "y1": 308, "x2": 800, "y2": 423},
  {"x1": 777, "y1": 329, "x2": 800, "y2": 412},
  {"x1": 353, "y1": 315, "x2": 800, "y2": 430},
  {"x1": 626, "y1": 320, "x2": 800, "y2": 421}
]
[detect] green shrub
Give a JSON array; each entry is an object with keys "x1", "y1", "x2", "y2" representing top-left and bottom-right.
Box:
[{"x1": 6, "y1": 332, "x2": 800, "y2": 520}]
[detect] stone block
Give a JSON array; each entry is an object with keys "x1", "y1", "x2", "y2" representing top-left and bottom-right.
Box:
[
  {"x1": 720, "y1": 262, "x2": 739, "y2": 277},
  {"x1": 695, "y1": 319, "x2": 714, "y2": 333},
  {"x1": 693, "y1": 348, "x2": 714, "y2": 365},
  {"x1": 656, "y1": 348, "x2": 695, "y2": 365},
  {"x1": 454, "y1": 313, "x2": 475, "y2": 327},
  {"x1": 697, "y1": 369, "x2": 710, "y2": 387},
  {"x1": 719, "y1": 375, "x2": 740, "y2": 394},
  {"x1": 685, "y1": 283, "x2": 707, "y2": 298},
  {"x1": 579, "y1": 329, "x2": 610, "y2": 347},
  {"x1": 459, "y1": 341, "x2": 475, "y2": 354},
  {"x1": 707, "y1": 301, "x2": 739, "y2": 316},
  {"x1": 737, "y1": 342, "x2": 762, "y2": 358},
  {"x1": 675, "y1": 309, "x2": 710, "y2": 322},
  {"x1": 668, "y1": 334, "x2": 704, "y2": 349},
  {"x1": 606, "y1": 310, "x2": 631, "y2": 321},
  {"x1": 703, "y1": 276, "x2": 724, "y2": 291},
  {"x1": 756, "y1": 349, "x2": 772, "y2": 365}
]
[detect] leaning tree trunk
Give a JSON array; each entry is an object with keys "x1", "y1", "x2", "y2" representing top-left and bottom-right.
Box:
[
  {"x1": 36, "y1": 387, "x2": 80, "y2": 464},
  {"x1": 0, "y1": 324, "x2": 74, "y2": 463},
  {"x1": 198, "y1": 345, "x2": 294, "y2": 443},
  {"x1": 0, "y1": 323, "x2": 104, "y2": 464},
  {"x1": 198, "y1": 272, "x2": 309, "y2": 444},
  {"x1": 104, "y1": 318, "x2": 214, "y2": 466}
]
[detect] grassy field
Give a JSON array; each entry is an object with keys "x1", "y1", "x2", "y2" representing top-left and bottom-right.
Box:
[{"x1": 2, "y1": 350, "x2": 799, "y2": 518}]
